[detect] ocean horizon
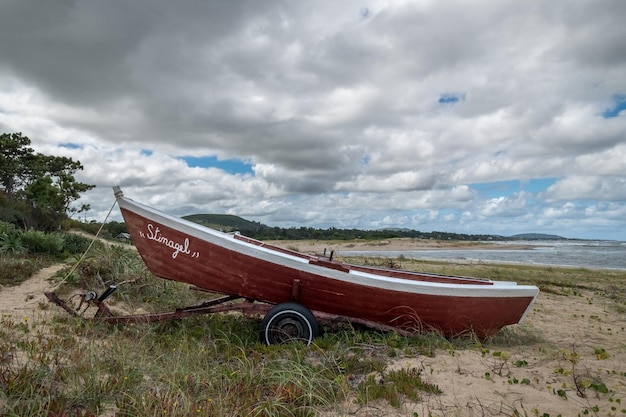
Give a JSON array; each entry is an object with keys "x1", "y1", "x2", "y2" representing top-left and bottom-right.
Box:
[{"x1": 341, "y1": 239, "x2": 626, "y2": 271}]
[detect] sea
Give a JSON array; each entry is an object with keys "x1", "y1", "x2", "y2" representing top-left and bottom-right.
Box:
[{"x1": 340, "y1": 240, "x2": 626, "y2": 271}]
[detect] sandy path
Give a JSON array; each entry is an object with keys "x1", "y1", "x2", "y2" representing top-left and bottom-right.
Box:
[{"x1": 0, "y1": 263, "x2": 65, "y2": 314}]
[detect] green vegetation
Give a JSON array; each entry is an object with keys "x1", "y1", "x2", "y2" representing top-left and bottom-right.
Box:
[
  {"x1": 183, "y1": 213, "x2": 262, "y2": 232},
  {"x1": 0, "y1": 220, "x2": 93, "y2": 286},
  {"x1": 356, "y1": 367, "x2": 442, "y2": 407},
  {"x1": 1, "y1": 132, "x2": 94, "y2": 231}
]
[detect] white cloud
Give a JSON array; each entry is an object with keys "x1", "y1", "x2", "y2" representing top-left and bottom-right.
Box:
[
  {"x1": 476, "y1": 192, "x2": 531, "y2": 217},
  {"x1": 545, "y1": 176, "x2": 626, "y2": 201}
]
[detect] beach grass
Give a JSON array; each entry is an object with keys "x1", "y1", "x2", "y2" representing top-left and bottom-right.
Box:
[
  {"x1": 1, "y1": 245, "x2": 624, "y2": 416},
  {"x1": 0, "y1": 305, "x2": 453, "y2": 416}
]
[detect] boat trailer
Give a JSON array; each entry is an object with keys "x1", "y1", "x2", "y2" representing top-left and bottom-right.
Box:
[{"x1": 44, "y1": 285, "x2": 414, "y2": 345}]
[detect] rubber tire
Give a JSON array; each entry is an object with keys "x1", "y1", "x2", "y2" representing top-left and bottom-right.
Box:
[{"x1": 259, "y1": 302, "x2": 319, "y2": 346}]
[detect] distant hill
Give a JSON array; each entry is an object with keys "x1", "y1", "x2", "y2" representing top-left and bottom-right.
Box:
[
  {"x1": 379, "y1": 227, "x2": 413, "y2": 232},
  {"x1": 181, "y1": 214, "x2": 569, "y2": 242},
  {"x1": 182, "y1": 214, "x2": 261, "y2": 232},
  {"x1": 508, "y1": 233, "x2": 566, "y2": 240}
]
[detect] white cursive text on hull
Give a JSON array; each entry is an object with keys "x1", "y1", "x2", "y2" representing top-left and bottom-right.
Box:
[{"x1": 143, "y1": 223, "x2": 200, "y2": 259}]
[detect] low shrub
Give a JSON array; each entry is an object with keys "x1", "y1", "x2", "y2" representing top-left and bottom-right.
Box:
[
  {"x1": 20, "y1": 230, "x2": 64, "y2": 255},
  {"x1": 0, "y1": 221, "x2": 18, "y2": 235},
  {"x1": 0, "y1": 232, "x2": 26, "y2": 254},
  {"x1": 61, "y1": 232, "x2": 92, "y2": 254}
]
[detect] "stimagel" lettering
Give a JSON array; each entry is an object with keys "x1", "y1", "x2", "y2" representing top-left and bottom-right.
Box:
[{"x1": 144, "y1": 223, "x2": 199, "y2": 259}]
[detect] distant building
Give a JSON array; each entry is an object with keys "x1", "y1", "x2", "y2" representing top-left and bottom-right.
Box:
[{"x1": 116, "y1": 232, "x2": 131, "y2": 241}]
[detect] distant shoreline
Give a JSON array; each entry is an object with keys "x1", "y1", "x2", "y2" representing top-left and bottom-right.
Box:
[{"x1": 267, "y1": 237, "x2": 538, "y2": 254}]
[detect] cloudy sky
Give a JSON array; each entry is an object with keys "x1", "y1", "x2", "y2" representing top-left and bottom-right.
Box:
[{"x1": 1, "y1": 0, "x2": 625, "y2": 240}]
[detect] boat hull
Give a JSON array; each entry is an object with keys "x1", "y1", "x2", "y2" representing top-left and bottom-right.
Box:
[{"x1": 115, "y1": 188, "x2": 538, "y2": 338}]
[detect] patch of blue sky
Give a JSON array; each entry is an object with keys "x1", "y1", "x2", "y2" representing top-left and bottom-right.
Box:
[
  {"x1": 523, "y1": 178, "x2": 558, "y2": 193},
  {"x1": 602, "y1": 94, "x2": 626, "y2": 118},
  {"x1": 437, "y1": 208, "x2": 458, "y2": 218},
  {"x1": 140, "y1": 149, "x2": 153, "y2": 156},
  {"x1": 438, "y1": 93, "x2": 465, "y2": 104},
  {"x1": 181, "y1": 155, "x2": 254, "y2": 175},
  {"x1": 59, "y1": 142, "x2": 82, "y2": 149},
  {"x1": 470, "y1": 178, "x2": 557, "y2": 198}
]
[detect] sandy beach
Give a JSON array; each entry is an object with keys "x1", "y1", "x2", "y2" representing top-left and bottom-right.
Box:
[{"x1": 385, "y1": 282, "x2": 626, "y2": 417}]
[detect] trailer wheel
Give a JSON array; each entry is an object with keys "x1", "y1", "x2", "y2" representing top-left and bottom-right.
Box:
[{"x1": 260, "y1": 302, "x2": 319, "y2": 345}]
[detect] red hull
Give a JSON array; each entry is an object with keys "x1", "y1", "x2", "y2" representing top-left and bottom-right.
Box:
[{"x1": 116, "y1": 188, "x2": 538, "y2": 338}]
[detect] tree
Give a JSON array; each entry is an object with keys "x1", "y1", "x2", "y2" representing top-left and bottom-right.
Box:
[
  {"x1": 0, "y1": 132, "x2": 95, "y2": 230},
  {"x1": 0, "y1": 132, "x2": 37, "y2": 195},
  {"x1": 104, "y1": 221, "x2": 128, "y2": 238}
]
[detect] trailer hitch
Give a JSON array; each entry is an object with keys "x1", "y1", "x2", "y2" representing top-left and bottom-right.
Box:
[
  {"x1": 45, "y1": 285, "x2": 117, "y2": 318},
  {"x1": 98, "y1": 285, "x2": 117, "y2": 302}
]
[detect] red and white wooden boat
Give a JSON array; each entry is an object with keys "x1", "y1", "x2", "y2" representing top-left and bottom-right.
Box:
[{"x1": 113, "y1": 186, "x2": 539, "y2": 343}]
